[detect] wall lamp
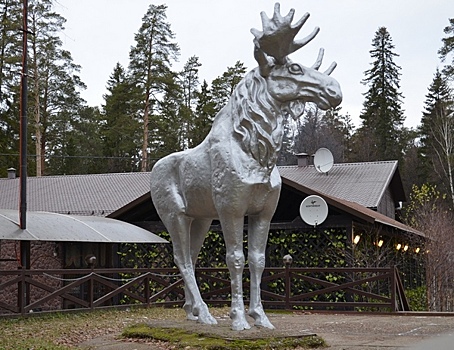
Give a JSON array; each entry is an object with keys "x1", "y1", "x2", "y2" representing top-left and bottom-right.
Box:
[{"x1": 353, "y1": 235, "x2": 361, "y2": 245}]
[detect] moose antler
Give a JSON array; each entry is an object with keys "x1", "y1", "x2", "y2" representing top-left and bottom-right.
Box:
[{"x1": 251, "y1": 3, "x2": 319, "y2": 65}]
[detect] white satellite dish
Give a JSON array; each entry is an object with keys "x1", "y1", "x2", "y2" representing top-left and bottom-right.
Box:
[
  {"x1": 314, "y1": 147, "x2": 334, "y2": 174},
  {"x1": 299, "y1": 195, "x2": 329, "y2": 226}
]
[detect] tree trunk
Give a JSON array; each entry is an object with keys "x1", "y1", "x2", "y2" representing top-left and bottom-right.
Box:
[
  {"x1": 141, "y1": 94, "x2": 150, "y2": 171},
  {"x1": 31, "y1": 33, "x2": 42, "y2": 177}
]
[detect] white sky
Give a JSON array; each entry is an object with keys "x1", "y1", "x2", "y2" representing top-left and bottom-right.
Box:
[{"x1": 55, "y1": 0, "x2": 453, "y2": 128}]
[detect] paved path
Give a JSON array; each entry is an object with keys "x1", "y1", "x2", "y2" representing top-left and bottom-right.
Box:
[{"x1": 78, "y1": 312, "x2": 454, "y2": 349}]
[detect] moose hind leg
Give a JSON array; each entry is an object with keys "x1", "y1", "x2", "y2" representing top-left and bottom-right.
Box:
[
  {"x1": 247, "y1": 214, "x2": 275, "y2": 329},
  {"x1": 183, "y1": 219, "x2": 212, "y2": 321},
  {"x1": 166, "y1": 215, "x2": 217, "y2": 325}
]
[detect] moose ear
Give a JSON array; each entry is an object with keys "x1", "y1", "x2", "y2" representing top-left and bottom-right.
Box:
[{"x1": 254, "y1": 44, "x2": 274, "y2": 77}]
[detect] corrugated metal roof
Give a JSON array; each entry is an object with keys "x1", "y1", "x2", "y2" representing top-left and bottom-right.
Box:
[
  {"x1": 281, "y1": 177, "x2": 423, "y2": 237},
  {"x1": 0, "y1": 209, "x2": 168, "y2": 243},
  {"x1": 278, "y1": 161, "x2": 400, "y2": 208},
  {"x1": 0, "y1": 166, "x2": 419, "y2": 237},
  {"x1": 0, "y1": 172, "x2": 151, "y2": 216}
]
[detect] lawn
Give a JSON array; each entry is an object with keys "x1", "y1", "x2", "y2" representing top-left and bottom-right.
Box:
[
  {"x1": 0, "y1": 307, "x2": 325, "y2": 350},
  {"x1": 0, "y1": 307, "x2": 188, "y2": 349}
]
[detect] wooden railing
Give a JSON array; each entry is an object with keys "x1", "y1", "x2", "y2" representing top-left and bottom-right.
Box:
[{"x1": 0, "y1": 266, "x2": 409, "y2": 316}]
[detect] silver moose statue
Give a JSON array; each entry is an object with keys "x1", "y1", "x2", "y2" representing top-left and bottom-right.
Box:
[{"x1": 150, "y1": 3, "x2": 342, "y2": 330}]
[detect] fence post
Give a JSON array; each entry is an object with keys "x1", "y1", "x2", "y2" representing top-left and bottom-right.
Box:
[
  {"x1": 89, "y1": 270, "x2": 94, "y2": 310},
  {"x1": 17, "y1": 266, "x2": 26, "y2": 315},
  {"x1": 144, "y1": 273, "x2": 150, "y2": 306},
  {"x1": 390, "y1": 266, "x2": 397, "y2": 312},
  {"x1": 283, "y1": 254, "x2": 293, "y2": 310}
]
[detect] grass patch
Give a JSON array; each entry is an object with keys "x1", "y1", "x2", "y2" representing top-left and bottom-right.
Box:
[
  {"x1": 122, "y1": 324, "x2": 326, "y2": 349},
  {"x1": 0, "y1": 307, "x2": 188, "y2": 350}
]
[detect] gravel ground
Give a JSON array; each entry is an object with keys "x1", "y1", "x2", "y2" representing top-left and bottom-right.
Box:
[{"x1": 78, "y1": 312, "x2": 454, "y2": 350}]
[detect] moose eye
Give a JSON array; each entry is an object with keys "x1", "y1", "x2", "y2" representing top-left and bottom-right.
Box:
[{"x1": 288, "y1": 63, "x2": 304, "y2": 75}]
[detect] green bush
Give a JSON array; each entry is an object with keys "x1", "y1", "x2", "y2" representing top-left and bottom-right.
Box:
[{"x1": 406, "y1": 286, "x2": 427, "y2": 311}]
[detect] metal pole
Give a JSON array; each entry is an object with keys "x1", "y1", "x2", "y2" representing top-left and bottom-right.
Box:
[
  {"x1": 19, "y1": 0, "x2": 28, "y2": 230},
  {"x1": 19, "y1": 0, "x2": 30, "y2": 311}
]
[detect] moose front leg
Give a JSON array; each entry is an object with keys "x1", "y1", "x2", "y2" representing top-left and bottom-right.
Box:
[
  {"x1": 220, "y1": 215, "x2": 251, "y2": 330},
  {"x1": 247, "y1": 214, "x2": 275, "y2": 329}
]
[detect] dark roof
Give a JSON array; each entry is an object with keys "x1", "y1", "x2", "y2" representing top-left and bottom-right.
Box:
[
  {"x1": 0, "y1": 172, "x2": 151, "y2": 216},
  {"x1": 281, "y1": 177, "x2": 423, "y2": 237},
  {"x1": 0, "y1": 162, "x2": 402, "y2": 216},
  {"x1": 0, "y1": 165, "x2": 420, "y2": 236},
  {"x1": 278, "y1": 161, "x2": 406, "y2": 208}
]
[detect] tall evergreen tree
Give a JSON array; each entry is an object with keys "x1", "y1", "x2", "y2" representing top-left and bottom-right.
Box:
[
  {"x1": 210, "y1": 61, "x2": 246, "y2": 114},
  {"x1": 45, "y1": 106, "x2": 104, "y2": 175},
  {"x1": 28, "y1": 0, "x2": 86, "y2": 176},
  {"x1": 321, "y1": 107, "x2": 354, "y2": 163},
  {"x1": 419, "y1": 69, "x2": 454, "y2": 206},
  {"x1": 155, "y1": 88, "x2": 181, "y2": 157},
  {"x1": 292, "y1": 106, "x2": 353, "y2": 164},
  {"x1": 294, "y1": 105, "x2": 323, "y2": 156},
  {"x1": 178, "y1": 55, "x2": 201, "y2": 149},
  {"x1": 0, "y1": 0, "x2": 22, "y2": 175},
  {"x1": 192, "y1": 80, "x2": 216, "y2": 147},
  {"x1": 355, "y1": 27, "x2": 405, "y2": 162},
  {"x1": 439, "y1": 18, "x2": 454, "y2": 80},
  {"x1": 128, "y1": 4, "x2": 179, "y2": 171},
  {"x1": 101, "y1": 63, "x2": 142, "y2": 173}
]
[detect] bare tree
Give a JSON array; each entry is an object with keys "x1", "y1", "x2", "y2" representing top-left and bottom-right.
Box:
[{"x1": 403, "y1": 184, "x2": 454, "y2": 311}]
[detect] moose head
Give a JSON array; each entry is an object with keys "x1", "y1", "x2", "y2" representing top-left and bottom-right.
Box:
[{"x1": 251, "y1": 3, "x2": 342, "y2": 120}]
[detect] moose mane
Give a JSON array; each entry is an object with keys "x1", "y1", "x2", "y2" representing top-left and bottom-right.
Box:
[{"x1": 231, "y1": 68, "x2": 283, "y2": 172}]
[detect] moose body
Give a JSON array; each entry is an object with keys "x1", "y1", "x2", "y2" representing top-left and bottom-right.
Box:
[{"x1": 150, "y1": 3, "x2": 342, "y2": 330}]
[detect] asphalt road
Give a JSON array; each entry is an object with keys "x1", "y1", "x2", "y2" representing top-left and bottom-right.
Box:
[{"x1": 78, "y1": 312, "x2": 454, "y2": 349}]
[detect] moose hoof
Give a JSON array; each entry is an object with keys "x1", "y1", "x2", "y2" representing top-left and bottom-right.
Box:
[
  {"x1": 186, "y1": 313, "x2": 198, "y2": 321},
  {"x1": 249, "y1": 307, "x2": 275, "y2": 329},
  {"x1": 197, "y1": 312, "x2": 217, "y2": 325},
  {"x1": 193, "y1": 304, "x2": 217, "y2": 325},
  {"x1": 232, "y1": 319, "x2": 251, "y2": 331},
  {"x1": 183, "y1": 303, "x2": 198, "y2": 321},
  {"x1": 254, "y1": 317, "x2": 275, "y2": 329},
  {"x1": 230, "y1": 308, "x2": 251, "y2": 331}
]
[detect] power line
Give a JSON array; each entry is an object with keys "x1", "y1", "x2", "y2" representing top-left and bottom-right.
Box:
[{"x1": 0, "y1": 153, "x2": 160, "y2": 160}]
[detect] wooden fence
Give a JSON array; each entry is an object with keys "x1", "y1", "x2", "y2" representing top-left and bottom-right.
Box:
[{"x1": 0, "y1": 266, "x2": 409, "y2": 316}]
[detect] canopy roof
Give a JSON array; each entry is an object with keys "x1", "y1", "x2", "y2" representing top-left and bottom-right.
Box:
[{"x1": 0, "y1": 209, "x2": 168, "y2": 243}]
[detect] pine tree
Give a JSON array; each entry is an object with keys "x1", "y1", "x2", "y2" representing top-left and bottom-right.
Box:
[
  {"x1": 419, "y1": 69, "x2": 454, "y2": 206},
  {"x1": 192, "y1": 80, "x2": 216, "y2": 147},
  {"x1": 294, "y1": 105, "x2": 323, "y2": 156},
  {"x1": 179, "y1": 55, "x2": 201, "y2": 149},
  {"x1": 28, "y1": 0, "x2": 85, "y2": 176},
  {"x1": 0, "y1": 0, "x2": 22, "y2": 175},
  {"x1": 321, "y1": 107, "x2": 354, "y2": 162},
  {"x1": 45, "y1": 106, "x2": 104, "y2": 175},
  {"x1": 355, "y1": 27, "x2": 405, "y2": 162},
  {"x1": 210, "y1": 61, "x2": 247, "y2": 114},
  {"x1": 101, "y1": 63, "x2": 142, "y2": 173},
  {"x1": 439, "y1": 18, "x2": 454, "y2": 80},
  {"x1": 128, "y1": 4, "x2": 179, "y2": 171}
]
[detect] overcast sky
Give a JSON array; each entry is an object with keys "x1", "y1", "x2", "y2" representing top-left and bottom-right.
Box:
[{"x1": 55, "y1": 0, "x2": 453, "y2": 128}]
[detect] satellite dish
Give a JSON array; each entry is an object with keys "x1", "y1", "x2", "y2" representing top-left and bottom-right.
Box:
[
  {"x1": 314, "y1": 148, "x2": 334, "y2": 174},
  {"x1": 299, "y1": 195, "x2": 329, "y2": 226}
]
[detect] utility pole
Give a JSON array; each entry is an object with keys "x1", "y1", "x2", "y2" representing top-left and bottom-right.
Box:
[{"x1": 19, "y1": 0, "x2": 30, "y2": 283}]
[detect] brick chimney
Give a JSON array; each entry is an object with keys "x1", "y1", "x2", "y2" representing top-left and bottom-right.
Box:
[
  {"x1": 7, "y1": 167, "x2": 16, "y2": 179},
  {"x1": 295, "y1": 153, "x2": 311, "y2": 167}
]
